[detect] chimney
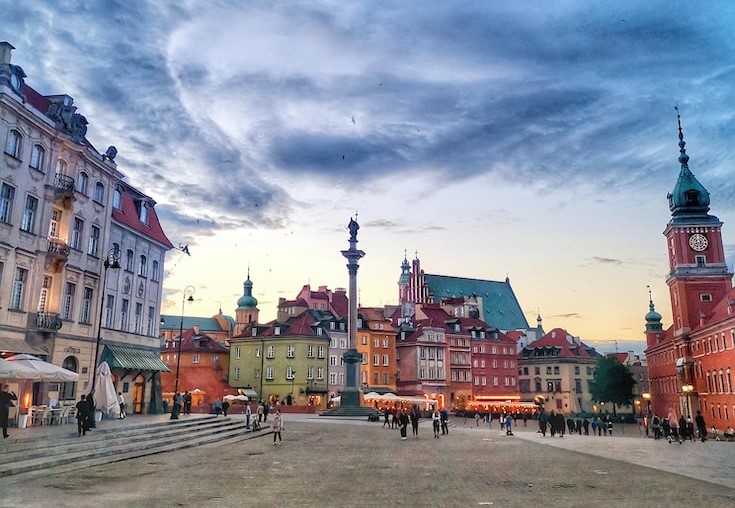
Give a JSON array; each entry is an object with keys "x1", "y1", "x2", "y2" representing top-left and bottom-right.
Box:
[{"x1": 0, "y1": 42, "x2": 14, "y2": 65}]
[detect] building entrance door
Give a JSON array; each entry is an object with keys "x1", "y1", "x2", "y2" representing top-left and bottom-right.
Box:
[{"x1": 133, "y1": 374, "x2": 145, "y2": 414}]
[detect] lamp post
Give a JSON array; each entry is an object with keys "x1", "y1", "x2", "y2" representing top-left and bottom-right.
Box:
[
  {"x1": 291, "y1": 369, "x2": 296, "y2": 405},
  {"x1": 170, "y1": 285, "x2": 194, "y2": 420},
  {"x1": 91, "y1": 247, "x2": 121, "y2": 390},
  {"x1": 642, "y1": 392, "x2": 651, "y2": 415},
  {"x1": 682, "y1": 384, "x2": 694, "y2": 417}
]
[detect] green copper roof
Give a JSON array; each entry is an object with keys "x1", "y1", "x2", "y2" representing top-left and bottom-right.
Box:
[
  {"x1": 102, "y1": 344, "x2": 170, "y2": 372},
  {"x1": 668, "y1": 106, "x2": 711, "y2": 219},
  {"x1": 160, "y1": 315, "x2": 232, "y2": 333},
  {"x1": 424, "y1": 274, "x2": 529, "y2": 330}
]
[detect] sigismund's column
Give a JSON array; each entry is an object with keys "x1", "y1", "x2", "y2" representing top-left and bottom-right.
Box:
[{"x1": 340, "y1": 217, "x2": 365, "y2": 407}]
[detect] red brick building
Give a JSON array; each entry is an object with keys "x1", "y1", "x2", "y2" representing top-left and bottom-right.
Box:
[{"x1": 645, "y1": 111, "x2": 735, "y2": 430}]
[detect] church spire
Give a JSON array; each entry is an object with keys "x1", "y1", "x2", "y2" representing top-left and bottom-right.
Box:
[{"x1": 667, "y1": 104, "x2": 711, "y2": 218}]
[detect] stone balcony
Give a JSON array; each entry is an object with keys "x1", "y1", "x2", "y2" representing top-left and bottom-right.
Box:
[
  {"x1": 53, "y1": 173, "x2": 76, "y2": 208},
  {"x1": 46, "y1": 236, "x2": 70, "y2": 271},
  {"x1": 36, "y1": 311, "x2": 63, "y2": 332}
]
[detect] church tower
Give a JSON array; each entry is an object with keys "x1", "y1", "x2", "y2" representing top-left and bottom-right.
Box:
[
  {"x1": 664, "y1": 107, "x2": 733, "y2": 336},
  {"x1": 234, "y1": 269, "x2": 259, "y2": 336},
  {"x1": 644, "y1": 287, "x2": 664, "y2": 348}
]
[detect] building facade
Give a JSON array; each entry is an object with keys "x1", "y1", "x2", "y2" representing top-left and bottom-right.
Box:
[
  {"x1": 357, "y1": 307, "x2": 397, "y2": 394},
  {"x1": 646, "y1": 111, "x2": 735, "y2": 429},
  {"x1": 1, "y1": 42, "x2": 170, "y2": 413}
]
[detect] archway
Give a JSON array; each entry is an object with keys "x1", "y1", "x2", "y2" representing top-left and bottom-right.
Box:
[{"x1": 60, "y1": 356, "x2": 78, "y2": 402}]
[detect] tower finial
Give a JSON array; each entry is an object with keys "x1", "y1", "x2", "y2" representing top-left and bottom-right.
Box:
[
  {"x1": 674, "y1": 103, "x2": 689, "y2": 166},
  {"x1": 647, "y1": 285, "x2": 655, "y2": 312}
]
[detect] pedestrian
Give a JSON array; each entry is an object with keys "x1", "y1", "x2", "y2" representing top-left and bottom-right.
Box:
[
  {"x1": 391, "y1": 407, "x2": 399, "y2": 429},
  {"x1": 576, "y1": 417, "x2": 583, "y2": 435},
  {"x1": 538, "y1": 409, "x2": 548, "y2": 437},
  {"x1": 0, "y1": 383, "x2": 18, "y2": 439},
  {"x1": 399, "y1": 409, "x2": 410, "y2": 440},
  {"x1": 566, "y1": 417, "x2": 575, "y2": 435},
  {"x1": 183, "y1": 391, "x2": 192, "y2": 415},
  {"x1": 667, "y1": 408, "x2": 681, "y2": 444},
  {"x1": 172, "y1": 392, "x2": 182, "y2": 419},
  {"x1": 549, "y1": 410, "x2": 557, "y2": 437},
  {"x1": 432, "y1": 408, "x2": 441, "y2": 438},
  {"x1": 222, "y1": 399, "x2": 230, "y2": 417},
  {"x1": 591, "y1": 417, "x2": 597, "y2": 436},
  {"x1": 410, "y1": 406, "x2": 420, "y2": 438},
  {"x1": 651, "y1": 414, "x2": 661, "y2": 440},
  {"x1": 257, "y1": 401, "x2": 264, "y2": 422},
  {"x1": 606, "y1": 416, "x2": 613, "y2": 436},
  {"x1": 523, "y1": 413, "x2": 528, "y2": 427},
  {"x1": 440, "y1": 407, "x2": 449, "y2": 435},
  {"x1": 383, "y1": 407, "x2": 391, "y2": 428},
  {"x1": 245, "y1": 402, "x2": 252, "y2": 429},
  {"x1": 86, "y1": 389, "x2": 96, "y2": 430},
  {"x1": 117, "y1": 392, "x2": 126, "y2": 419},
  {"x1": 213, "y1": 398, "x2": 222, "y2": 416},
  {"x1": 474, "y1": 412, "x2": 481, "y2": 427},
  {"x1": 272, "y1": 408, "x2": 283, "y2": 445},
  {"x1": 582, "y1": 417, "x2": 590, "y2": 436},
  {"x1": 694, "y1": 410, "x2": 707, "y2": 442},
  {"x1": 505, "y1": 414, "x2": 514, "y2": 435},
  {"x1": 76, "y1": 394, "x2": 90, "y2": 437},
  {"x1": 263, "y1": 402, "x2": 270, "y2": 422}
]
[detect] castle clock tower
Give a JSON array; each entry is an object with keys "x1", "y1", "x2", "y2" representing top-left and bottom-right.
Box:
[{"x1": 663, "y1": 108, "x2": 733, "y2": 338}]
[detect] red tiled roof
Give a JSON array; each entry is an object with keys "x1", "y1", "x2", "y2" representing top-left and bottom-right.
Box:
[
  {"x1": 525, "y1": 328, "x2": 597, "y2": 359},
  {"x1": 21, "y1": 84, "x2": 50, "y2": 114},
  {"x1": 331, "y1": 290, "x2": 348, "y2": 318},
  {"x1": 161, "y1": 328, "x2": 228, "y2": 354},
  {"x1": 279, "y1": 298, "x2": 308, "y2": 308},
  {"x1": 112, "y1": 184, "x2": 173, "y2": 248}
]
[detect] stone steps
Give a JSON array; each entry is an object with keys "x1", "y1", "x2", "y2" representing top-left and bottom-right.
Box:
[{"x1": 0, "y1": 416, "x2": 270, "y2": 485}]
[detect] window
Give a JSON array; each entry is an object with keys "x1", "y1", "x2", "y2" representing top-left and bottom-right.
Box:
[
  {"x1": 152, "y1": 260, "x2": 159, "y2": 281},
  {"x1": 139, "y1": 202, "x2": 148, "y2": 223},
  {"x1": 287, "y1": 345, "x2": 295, "y2": 358},
  {"x1": 339, "y1": 338, "x2": 347, "y2": 349},
  {"x1": 147, "y1": 306, "x2": 155, "y2": 335},
  {"x1": 10, "y1": 267, "x2": 27, "y2": 310},
  {"x1": 70, "y1": 218, "x2": 83, "y2": 250},
  {"x1": 30, "y1": 145, "x2": 45, "y2": 170},
  {"x1": 254, "y1": 347, "x2": 260, "y2": 358},
  {"x1": 286, "y1": 365, "x2": 295, "y2": 379},
  {"x1": 57, "y1": 159, "x2": 67, "y2": 174},
  {"x1": 20, "y1": 195, "x2": 38, "y2": 232},
  {"x1": 317, "y1": 346, "x2": 325, "y2": 358},
  {"x1": 234, "y1": 367, "x2": 240, "y2": 380},
  {"x1": 113, "y1": 188, "x2": 122, "y2": 209},
  {"x1": 0, "y1": 183, "x2": 15, "y2": 223},
  {"x1": 192, "y1": 354, "x2": 200, "y2": 364},
  {"x1": 696, "y1": 255, "x2": 706, "y2": 267},
  {"x1": 139, "y1": 255, "x2": 147, "y2": 277},
  {"x1": 134, "y1": 303, "x2": 142, "y2": 334},
  {"x1": 701, "y1": 294, "x2": 712, "y2": 302},
  {"x1": 317, "y1": 367, "x2": 324, "y2": 380},
  {"x1": 374, "y1": 338, "x2": 379, "y2": 348},
  {"x1": 78, "y1": 172, "x2": 88, "y2": 195},
  {"x1": 105, "y1": 295, "x2": 115, "y2": 327},
  {"x1": 267, "y1": 345, "x2": 275, "y2": 358},
  {"x1": 126, "y1": 249, "x2": 134, "y2": 271},
  {"x1": 329, "y1": 372, "x2": 337, "y2": 384},
  {"x1": 94, "y1": 182, "x2": 104, "y2": 203},
  {"x1": 383, "y1": 338, "x2": 388, "y2": 348},
  {"x1": 307, "y1": 366, "x2": 314, "y2": 380},
  {"x1": 5, "y1": 129, "x2": 21, "y2": 158},
  {"x1": 361, "y1": 336, "x2": 367, "y2": 345},
  {"x1": 307, "y1": 345, "x2": 314, "y2": 358},
  {"x1": 373, "y1": 354, "x2": 379, "y2": 366},
  {"x1": 48, "y1": 209, "x2": 61, "y2": 237},
  {"x1": 62, "y1": 282, "x2": 76, "y2": 320},
  {"x1": 330, "y1": 355, "x2": 337, "y2": 366},
  {"x1": 38, "y1": 276, "x2": 51, "y2": 311},
  {"x1": 121, "y1": 299, "x2": 129, "y2": 331},
  {"x1": 80, "y1": 287, "x2": 93, "y2": 324},
  {"x1": 88, "y1": 226, "x2": 100, "y2": 256},
  {"x1": 383, "y1": 354, "x2": 389, "y2": 366}
]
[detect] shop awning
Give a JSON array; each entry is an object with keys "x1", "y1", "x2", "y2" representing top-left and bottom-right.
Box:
[
  {"x1": 0, "y1": 336, "x2": 48, "y2": 355},
  {"x1": 238, "y1": 388, "x2": 258, "y2": 399},
  {"x1": 103, "y1": 344, "x2": 170, "y2": 372}
]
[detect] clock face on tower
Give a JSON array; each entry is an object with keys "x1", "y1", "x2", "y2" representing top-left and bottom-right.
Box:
[{"x1": 688, "y1": 233, "x2": 708, "y2": 252}]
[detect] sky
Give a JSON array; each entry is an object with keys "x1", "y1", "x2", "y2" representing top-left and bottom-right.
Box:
[{"x1": 4, "y1": 1, "x2": 735, "y2": 355}]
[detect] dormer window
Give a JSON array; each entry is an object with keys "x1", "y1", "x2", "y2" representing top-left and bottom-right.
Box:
[
  {"x1": 113, "y1": 188, "x2": 122, "y2": 209},
  {"x1": 274, "y1": 326, "x2": 281, "y2": 336},
  {"x1": 316, "y1": 327, "x2": 323, "y2": 336},
  {"x1": 454, "y1": 323, "x2": 460, "y2": 332},
  {"x1": 138, "y1": 201, "x2": 149, "y2": 224},
  {"x1": 252, "y1": 328, "x2": 257, "y2": 336}
]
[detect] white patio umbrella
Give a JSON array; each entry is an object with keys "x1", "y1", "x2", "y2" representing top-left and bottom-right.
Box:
[
  {"x1": 363, "y1": 391, "x2": 382, "y2": 401},
  {"x1": 5, "y1": 354, "x2": 79, "y2": 381},
  {"x1": 224, "y1": 394, "x2": 248, "y2": 402},
  {"x1": 94, "y1": 362, "x2": 120, "y2": 417},
  {"x1": 0, "y1": 357, "x2": 40, "y2": 380}
]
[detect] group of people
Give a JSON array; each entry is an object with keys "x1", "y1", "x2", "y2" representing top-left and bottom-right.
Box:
[
  {"x1": 648, "y1": 409, "x2": 711, "y2": 443},
  {"x1": 380, "y1": 406, "x2": 451, "y2": 440},
  {"x1": 537, "y1": 410, "x2": 616, "y2": 437}
]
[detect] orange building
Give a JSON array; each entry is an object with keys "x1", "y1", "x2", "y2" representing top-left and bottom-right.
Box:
[
  {"x1": 357, "y1": 307, "x2": 397, "y2": 394},
  {"x1": 160, "y1": 326, "x2": 229, "y2": 407}
]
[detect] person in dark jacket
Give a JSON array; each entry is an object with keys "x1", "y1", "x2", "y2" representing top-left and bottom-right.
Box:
[
  {"x1": 409, "y1": 406, "x2": 420, "y2": 439},
  {"x1": 0, "y1": 383, "x2": 18, "y2": 439},
  {"x1": 76, "y1": 394, "x2": 90, "y2": 437},
  {"x1": 399, "y1": 409, "x2": 410, "y2": 440},
  {"x1": 695, "y1": 411, "x2": 708, "y2": 442},
  {"x1": 86, "y1": 389, "x2": 96, "y2": 430}
]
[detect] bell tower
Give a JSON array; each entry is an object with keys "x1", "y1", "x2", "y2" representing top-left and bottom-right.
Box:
[{"x1": 664, "y1": 107, "x2": 733, "y2": 336}]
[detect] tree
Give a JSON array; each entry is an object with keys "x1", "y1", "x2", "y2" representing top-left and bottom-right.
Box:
[{"x1": 589, "y1": 356, "x2": 637, "y2": 413}]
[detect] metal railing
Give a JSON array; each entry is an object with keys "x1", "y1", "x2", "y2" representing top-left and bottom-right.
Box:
[
  {"x1": 47, "y1": 236, "x2": 70, "y2": 256},
  {"x1": 53, "y1": 173, "x2": 75, "y2": 194},
  {"x1": 37, "y1": 311, "x2": 63, "y2": 331}
]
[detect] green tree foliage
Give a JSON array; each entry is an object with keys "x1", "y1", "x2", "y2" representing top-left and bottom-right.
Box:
[{"x1": 589, "y1": 356, "x2": 637, "y2": 410}]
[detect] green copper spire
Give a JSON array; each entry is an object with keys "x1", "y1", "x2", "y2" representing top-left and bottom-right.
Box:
[
  {"x1": 236, "y1": 268, "x2": 258, "y2": 309},
  {"x1": 668, "y1": 105, "x2": 710, "y2": 217}
]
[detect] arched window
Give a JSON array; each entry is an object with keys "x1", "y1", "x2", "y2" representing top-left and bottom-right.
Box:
[
  {"x1": 139, "y1": 255, "x2": 147, "y2": 277},
  {"x1": 78, "y1": 172, "x2": 89, "y2": 195},
  {"x1": 30, "y1": 144, "x2": 45, "y2": 170},
  {"x1": 56, "y1": 159, "x2": 67, "y2": 174},
  {"x1": 152, "y1": 260, "x2": 159, "y2": 281},
  {"x1": 126, "y1": 249, "x2": 134, "y2": 271},
  {"x1": 4, "y1": 129, "x2": 22, "y2": 159},
  {"x1": 112, "y1": 188, "x2": 122, "y2": 209},
  {"x1": 60, "y1": 356, "x2": 78, "y2": 401},
  {"x1": 94, "y1": 182, "x2": 105, "y2": 203}
]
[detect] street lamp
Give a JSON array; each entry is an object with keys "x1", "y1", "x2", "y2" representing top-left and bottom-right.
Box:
[
  {"x1": 682, "y1": 384, "x2": 694, "y2": 417},
  {"x1": 642, "y1": 392, "x2": 651, "y2": 415},
  {"x1": 91, "y1": 247, "x2": 121, "y2": 390},
  {"x1": 170, "y1": 285, "x2": 194, "y2": 420},
  {"x1": 291, "y1": 369, "x2": 296, "y2": 404}
]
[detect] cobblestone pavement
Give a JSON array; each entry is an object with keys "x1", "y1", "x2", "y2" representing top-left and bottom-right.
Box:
[{"x1": 1, "y1": 415, "x2": 733, "y2": 508}]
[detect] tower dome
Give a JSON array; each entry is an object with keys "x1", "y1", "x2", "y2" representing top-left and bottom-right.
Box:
[
  {"x1": 668, "y1": 106, "x2": 711, "y2": 217},
  {"x1": 236, "y1": 271, "x2": 258, "y2": 309}
]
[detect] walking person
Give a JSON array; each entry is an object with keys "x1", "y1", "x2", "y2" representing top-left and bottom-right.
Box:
[
  {"x1": 245, "y1": 402, "x2": 252, "y2": 429},
  {"x1": 256, "y1": 401, "x2": 264, "y2": 423},
  {"x1": 667, "y1": 408, "x2": 682, "y2": 444},
  {"x1": 538, "y1": 409, "x2": 548, "y2": 437},
  {"x1": 263, "y1": 402, "x2": 269, "y2": 422},
  {"x1": 213, "y1": 398, "x2": 222, "y2": 416},
  {"x1": 183, "y1": 391, "x2": 192, "y2": 415},
  {"x1": 272, "y1": 408, "x2": 283, "y2": 445},
  {"x1": 383, "y1": 407, "x2": 391, "y2": 429},
  {"x1": 695, "y1": 410, "x2": 708, "y2": 442},
  {"x1": 410, "y1": 406, "x2": 420, "y2": 439},
  {"x1": 222, "y1": 399, "x2": 230, "y2": 417},
  {"x1": 399, "y1": 409, "x2": 410, "y2": 440},
  {"x1": 76, "y1": 394, "x2": 90, "y2": 437},
  {"x1": 117, "y1": 392, "x2": 126, "y2": 419},
  {"x1": 440, "y1": 407, "x2": 449, "y2": 435},
  {"x1": 0, "y1": 383, "x2": 18, "y2": 439},
  {"x1": 505, "y1": 413, "x2": 514, "y2": 435},
  {"x1": 432, "y1": 408, "x2": 441, "y2": 438}
]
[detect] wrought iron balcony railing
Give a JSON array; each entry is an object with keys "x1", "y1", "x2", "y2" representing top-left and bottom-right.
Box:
[{"x1": 36, "y1": 311, "x2": 63, "y2": 332}]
